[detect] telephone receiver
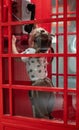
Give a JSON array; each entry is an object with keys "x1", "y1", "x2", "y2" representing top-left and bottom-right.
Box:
[
  {"x1": 12, "y1": 1, "x2": 35, "y2": 34},
  {"x1": 24, "y1": 3, "x2": 36, "y2": 33}
]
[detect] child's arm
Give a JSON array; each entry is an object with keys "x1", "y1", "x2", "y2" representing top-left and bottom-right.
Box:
[
  {"x1": 12, "y1": 35, "x2": 19, "y2": 54},
  {"x1": 47, "y1": 47, "x2": 54, "y2": 64}
]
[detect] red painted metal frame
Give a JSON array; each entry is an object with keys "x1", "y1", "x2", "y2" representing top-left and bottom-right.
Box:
[
  {"x1": 0, "y1": 0, "x2": 79, "y2": 130},
  {"x1": 76, "y1": 0, "x2": 79, "y2": 126}
]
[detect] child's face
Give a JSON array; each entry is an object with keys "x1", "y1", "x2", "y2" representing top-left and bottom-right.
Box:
[{"x1": 28, "y1": 27, "x2": 48, "y2": 48}]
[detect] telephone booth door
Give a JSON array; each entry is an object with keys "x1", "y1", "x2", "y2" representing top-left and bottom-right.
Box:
[{"x1": 0, "y1": 0, "x2": 79, "y2": 130}]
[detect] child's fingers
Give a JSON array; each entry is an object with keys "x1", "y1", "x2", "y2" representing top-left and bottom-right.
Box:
[
  {"x1": 12, "y1": 35, "x2": 16, "y2": 43},
  {"x1": 12, "y1": 35, "x2": 16, "y2": 39}
]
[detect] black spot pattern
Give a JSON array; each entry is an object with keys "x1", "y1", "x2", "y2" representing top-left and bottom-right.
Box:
[
  {"x1": 31, "y1": 60, "x2": 35, "y2": 63},
  {"x1": 27, "y1": 49, "x2": 30, "y2": 52},
  {"x1": 44, "y1": 59, "x2": 46, "y2": 63},
  {"x1": 28, "y1": 62, "x2": 31, "y2": 66},
  {"x1": 31, "y1": 75, "x2": 35, "y2": 78},
  {"x1": 37, "y1": 64, "x2": 40, "y2": 67},
  {"x1": 37, "y1": 59, "x2": 40, "y2": 62},
  {"x1": 29, "y1": 69, "x2": 33, "y2": 72},
  {"x1": 38, "y1": 70, "x2": 41, "y2": 73},
  {"x1": 45, "y1": 70, "x2": 47, "y2": 73},
  {"x1": 44, "y1": 66, "x2": 46, "y2": 68}
]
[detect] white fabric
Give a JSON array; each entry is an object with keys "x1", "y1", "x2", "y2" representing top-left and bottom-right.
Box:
[{"x1": 21, "y1": 48, "x2": 48, "y2": 81}]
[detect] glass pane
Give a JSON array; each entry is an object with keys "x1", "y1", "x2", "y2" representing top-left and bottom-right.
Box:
[
  {"x1": 52, "y1": 92, "x2": 64, "y2": 121},
  {"x1": 52, "y1": 76, "x2": 64, "y2": 88},
  {"x1": 51, "y1": 0, "x2": 56, "y2": 15},
  {"x1": 51, "y1": 22, "x2": 56, "y2": 34},
  {"x1": 58, "y1": 36, "x2": 64, "y2": 53},
  {"x1": 12, "y1": 57, "x2": 31, "y2": 85},
  {"x1": 58, "y1": 57, "x2": 64, "y2": 73},
  {"x1": 51, "y1": 0, "x2": 64, "y2": 18},
  {"x1": 12, "y1": 89, "x2": 33, "y2": 117},
  {"x1": 58, "y1": 22, "x2": 64, "y2": 33},
  {"x1": 67, "y1": 0, "x2": 76, "y2": 17},
  {"x1": 67, "y1": 35, "x2": 76, "y2": 53},
  {"x1": 67, "y1": 21, "x2": 76, "y2": 33},
  {"x1": 2, "y1": 58, "x2": 9, "y2": 84},
  {"x1": 68, "y1": 76, "x2": 76, "y2": 88},
  {"x1": 52, "y1": 57, "x2": 64, "y2": 74},
  {"x1": 12, "y1": 89, "x2": 64, "y2": 122},
  {"x1": 68, "y1": 57, "x2": 76, "y2": 74},
  {"x1": 52, "y1": 57, "x2": 56, "y2": 73},
  {"x1": 2, "y1": 27, "x2": 8, "y2": 54},
  {"x1": 51, "y1": 35, "x2": 64, "y2": 54},
  {"x1": 3, "y1": 88, "x2": 10, "y2": 114},
  {"x1": 67, "y1": 93, "x2": 76, "y2": 124}
]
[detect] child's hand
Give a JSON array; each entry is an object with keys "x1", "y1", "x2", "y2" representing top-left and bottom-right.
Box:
[
  {"x1": 12, "y1": 35, "x2": 19, "y2": 54},
  {"x1": 12, "y1": 35, "x2": 16, "y2": 44}
]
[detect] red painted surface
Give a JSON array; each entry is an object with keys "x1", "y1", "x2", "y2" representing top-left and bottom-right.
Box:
[{"x1": 0, "y1": 0, "x2": 79, "y2": 130}]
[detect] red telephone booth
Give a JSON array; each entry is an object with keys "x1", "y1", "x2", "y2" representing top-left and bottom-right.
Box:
[{"x1": 0, "y1": 0, "x2": 79, "y2": 130}]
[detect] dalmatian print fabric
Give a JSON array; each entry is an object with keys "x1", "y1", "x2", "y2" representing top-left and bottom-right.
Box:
[{"x1": 21, "y1": 48, "x2": 48, "y2": 81}]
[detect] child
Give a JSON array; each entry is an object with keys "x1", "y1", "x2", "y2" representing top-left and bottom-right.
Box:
[{"x1": 12, "y1": 27, "x2": 55, "y2": 119}]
